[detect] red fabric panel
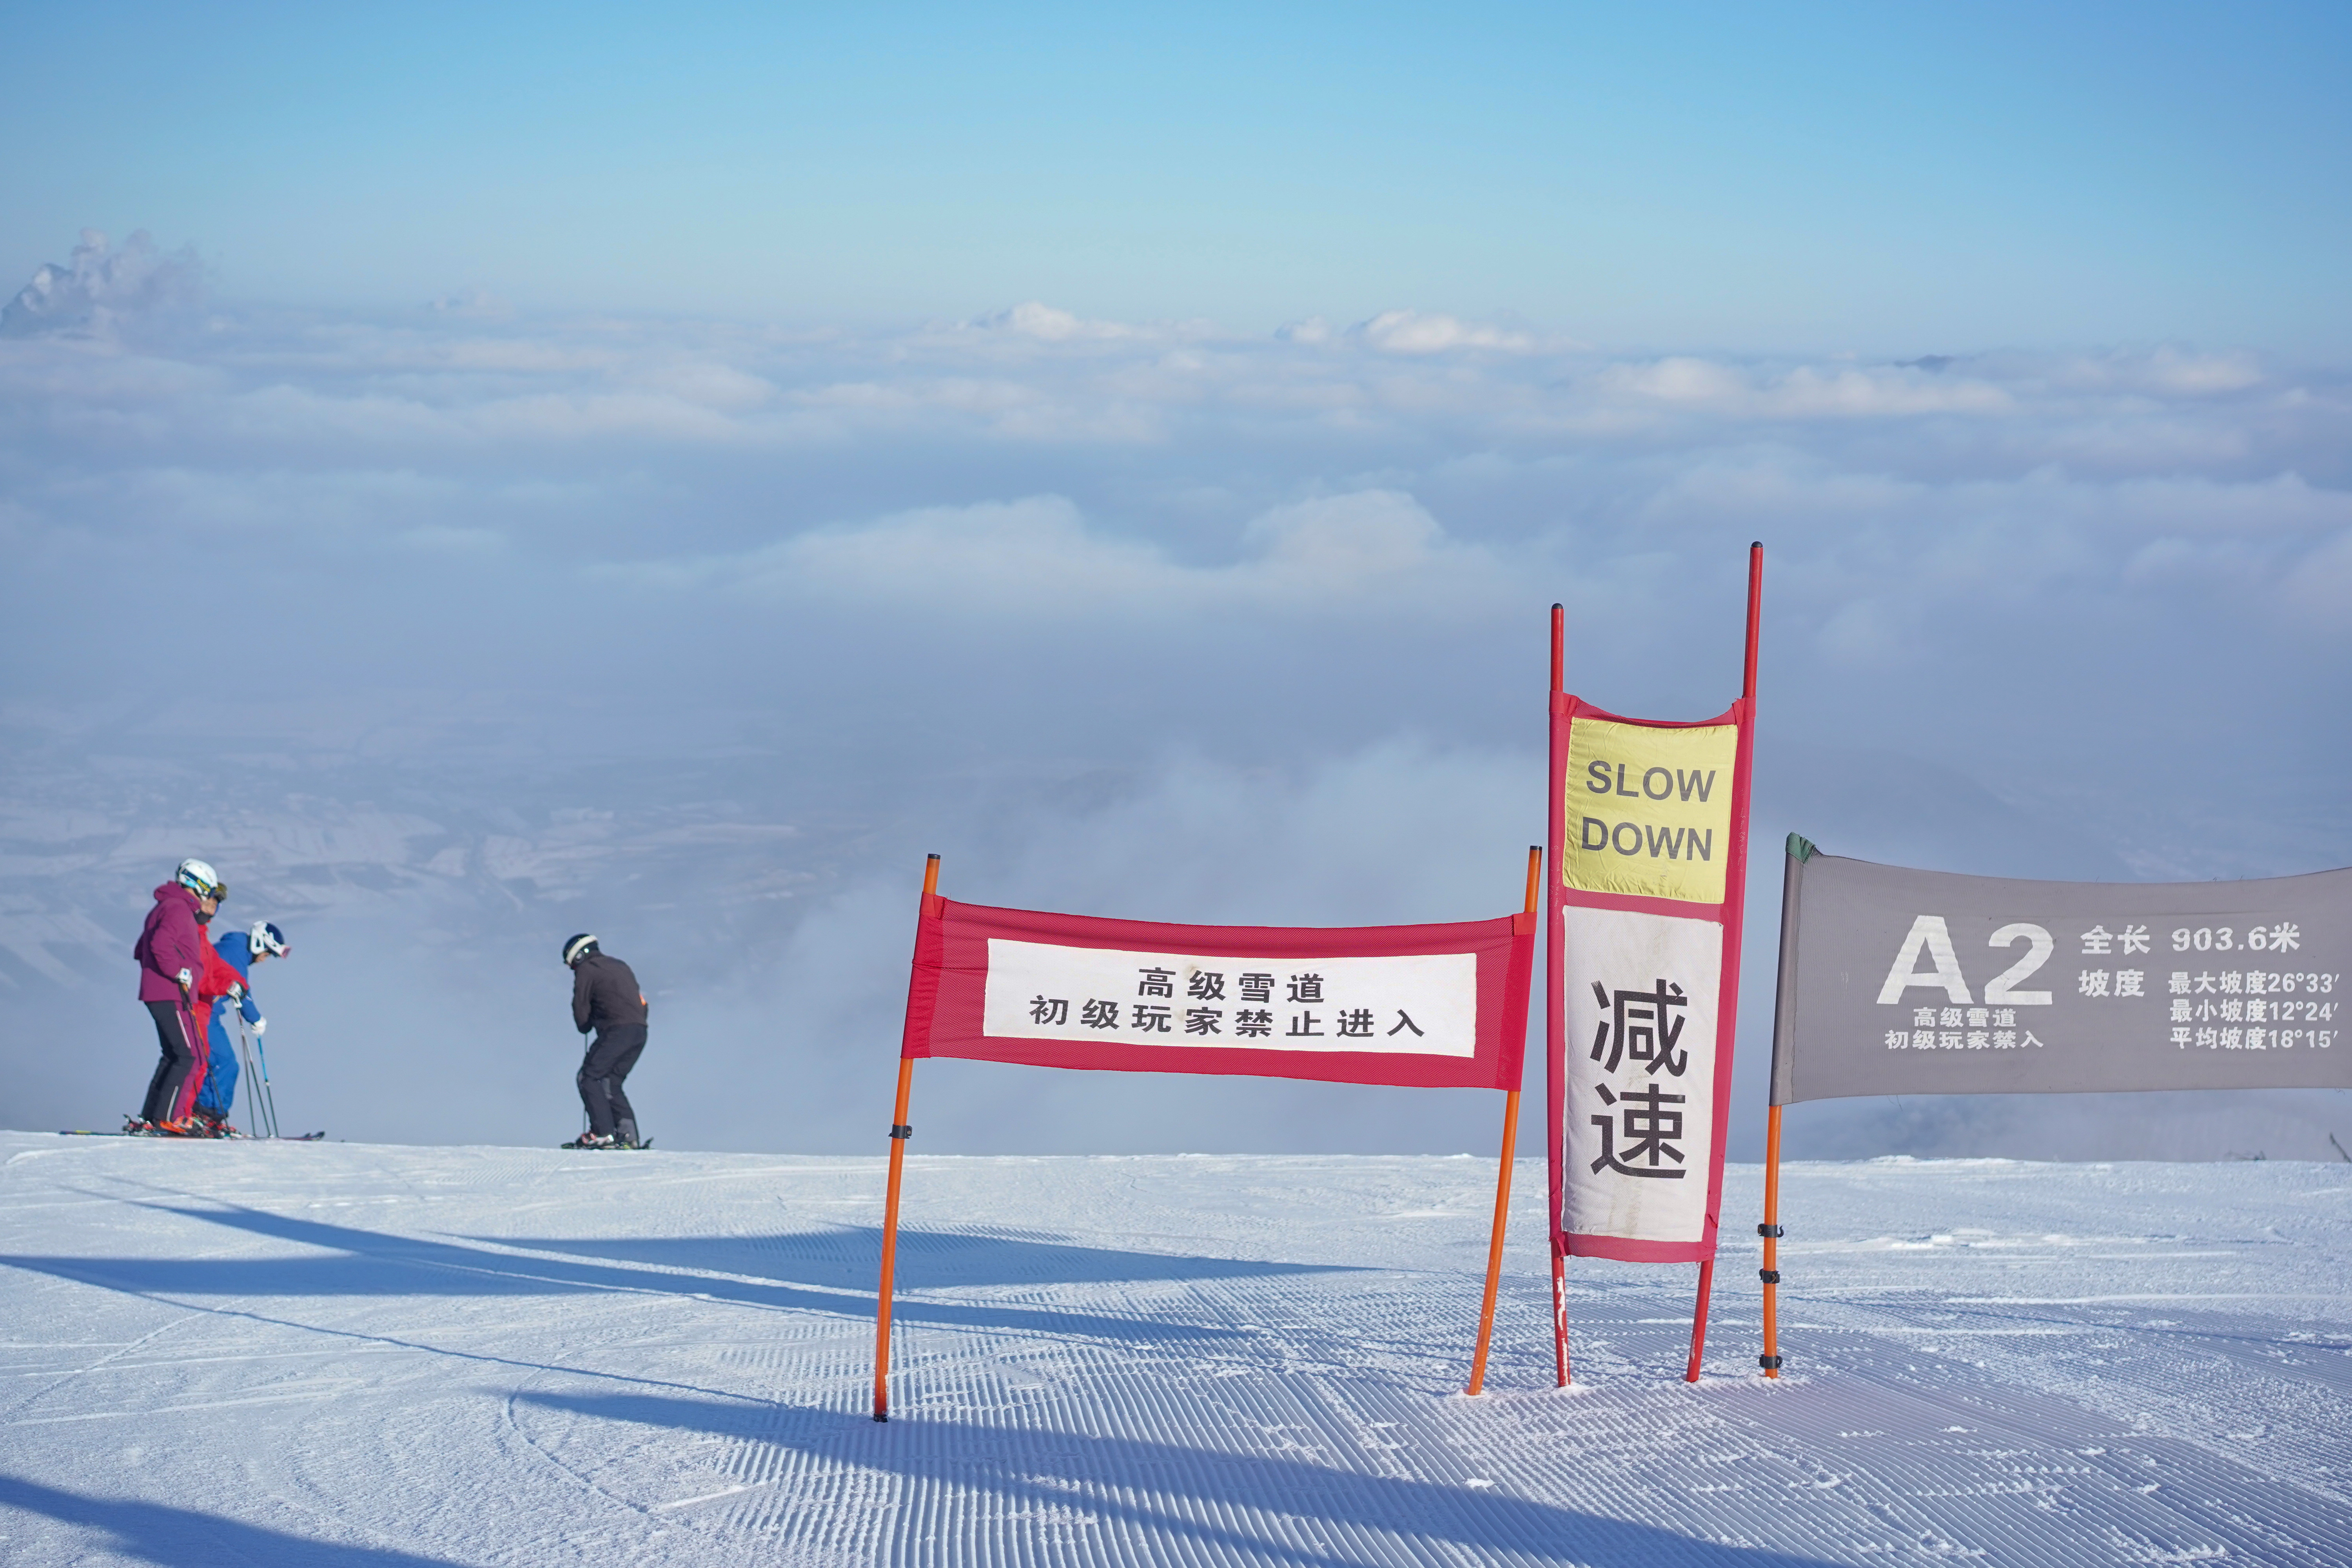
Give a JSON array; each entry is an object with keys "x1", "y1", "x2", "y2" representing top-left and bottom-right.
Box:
[
  {"x1": 900, "y1": 898, "x2": 1533, "y2": 1091},
  {"x1": 895, "y1": 896, "x2": 946, "y2": 1062},
  {"x1": 1555, "y1": 1235, "x2": 1710, "y2": 1265}
]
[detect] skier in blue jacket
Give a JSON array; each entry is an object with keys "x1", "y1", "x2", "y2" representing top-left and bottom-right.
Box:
[{"x1": 193, "y1": 920, "x2": 289, "y2": 1134}]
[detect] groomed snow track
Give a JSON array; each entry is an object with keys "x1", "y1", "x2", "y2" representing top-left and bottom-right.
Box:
[{"x1": 2, "y1": 1134, "x2": 2348, "y2": 1565}]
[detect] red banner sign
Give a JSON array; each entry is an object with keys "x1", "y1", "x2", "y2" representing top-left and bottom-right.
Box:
[{"x1": 900, "y1": 897, "x2": 1535, "y2": 1090}]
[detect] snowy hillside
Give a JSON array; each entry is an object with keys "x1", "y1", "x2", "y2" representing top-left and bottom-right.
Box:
[{"x1": 3, "y1": 1135, "x2": 2347, "y2": 1565}]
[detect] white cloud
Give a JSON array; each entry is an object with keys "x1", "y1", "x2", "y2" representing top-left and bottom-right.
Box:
[
  {"x1": 628, "y1": 488, "x2": 1509, "y2": 620},
  {"x1": 642, "y1": 361, "x2": 776, "y2": 409},
  {"x1": 960, "y1": 301, "x2": 1222, "y2": 348},
  {"x1": 972, "y1": 301, "x2": 1145, "y2": 341},
  {"x1": 1241, "y1": 490, "x2": 1464, "y2": 585},
  {"x1": 1, "y1": 229, "x2": 205, "y2": 339},
  {"x1": 8, "y1": 303, "x2": 2342, "y2": 676},
  {"x1": 425, "y1": 289, "x2": 513, "y2": 321},
  {"x1": 2015, "y1": 345, "x2": 2269, "y2": 397},
  {"x1": 2281, "y1": 528, "x2": 2352, "y2": 633},
  {"x1": 989, "y1": 739, "x2": 1540, "y2": 927},
  {"x1": 731, "y1": 495, "x2": 1165, "y2": 605},
  {"x1": 2105, "y1": 471, "x2": 2352, "y2": 535},
  {"x1": 1597, "y1": 356, "x2": 2012, "y2": 418},
  {"x1": 1353, "y1": 310, "x2": 1535, "y2": 354}
]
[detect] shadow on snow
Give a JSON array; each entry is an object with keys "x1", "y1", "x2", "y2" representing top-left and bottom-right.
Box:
[
  {"x1": 0, "y1": 1474, "x2": 465, "y2": 1567},
  {"x1": 517, "y1": 1391, "x2": 1838, "y2": 1568},
  {"x1": 2, "y1": 1201, "x2": 1352, "y2": 1346},
  {"x1": 471, "y1": 1224, "x2": 1348, "y2": 1291}
]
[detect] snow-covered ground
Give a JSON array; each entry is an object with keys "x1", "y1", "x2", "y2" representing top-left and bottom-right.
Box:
[{"x1": 2, "y1": 1133, "x2": 2348, "y2": 1566}]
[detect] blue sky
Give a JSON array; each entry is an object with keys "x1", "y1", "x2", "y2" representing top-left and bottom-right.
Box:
[
  {"x1": 6, "y1": 2, "x2": 2348, "y2": 350},
  {"x1": 2, "y1": 4, "x2": 2348, "y2": 1157}
]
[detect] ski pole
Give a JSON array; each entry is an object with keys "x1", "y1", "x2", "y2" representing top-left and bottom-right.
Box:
[
  {"x1": 233, "y1": 1022, "x2": 261, "y2": 1132},
  {"x1": 257, "y1": 1025, "x2": 281, "y2": 1139},
  {"x1": 251, "y1": 1027, "x2": 283, "y2": 1140}
]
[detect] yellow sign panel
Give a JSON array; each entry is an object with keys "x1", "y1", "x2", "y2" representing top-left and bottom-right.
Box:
[{"x1": 1562, "y1": 718, "x2": 1739, "y2": 904}]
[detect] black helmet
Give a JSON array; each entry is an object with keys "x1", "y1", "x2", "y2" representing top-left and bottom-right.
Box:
[{"x1": 563, "y1": 933, "x2": 599, "y2": 967}]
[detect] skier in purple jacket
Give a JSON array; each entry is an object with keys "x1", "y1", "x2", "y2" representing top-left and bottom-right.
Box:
[{"x1": 132, "y1": 859, "x2": 223, "y2": 1130}]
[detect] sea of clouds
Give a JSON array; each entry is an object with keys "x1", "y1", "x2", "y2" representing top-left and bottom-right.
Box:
[{"x1": 4, "y1": 232, "x2": 2347, "y2": 1159}]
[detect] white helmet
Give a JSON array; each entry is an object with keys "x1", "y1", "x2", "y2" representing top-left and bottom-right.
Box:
[
  {"x1": 250, "y1": 920, "x2": 289, "y2": 957},
  {"x1": 176, "y1": 859, "x2": 223, "y2": 899}
]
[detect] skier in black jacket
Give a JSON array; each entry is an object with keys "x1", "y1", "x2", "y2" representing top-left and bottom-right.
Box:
[{"x1": 562, "y1": 934, "x2": 648, "y2": 1149}]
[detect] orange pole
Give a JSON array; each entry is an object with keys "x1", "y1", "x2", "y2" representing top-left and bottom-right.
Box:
[
  {"x1": 871, "y1": 1056, "x2": 916, "y2": 1420},
  {"x1": 873, "y1": 853, "x2": 939, "y2": 1422},
  {"x1": 1551, "y1": 1248, "x2": 1570, "y2": 1385},
  {"x1": 1465, "y1": 1093, "x2": 1522, "y2": 1396},
  {"x1": 1760, "y1": 1103, "x2": 1784, "y2": 1377},
  {"x1": 1465, "y1": 846, "x2": 1544, "y2": 1395}
]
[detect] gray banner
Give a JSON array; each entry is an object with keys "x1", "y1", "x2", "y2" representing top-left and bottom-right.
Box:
[{"x1": 1768, "y1": 842, "x2": 2351, "y2": 1104}]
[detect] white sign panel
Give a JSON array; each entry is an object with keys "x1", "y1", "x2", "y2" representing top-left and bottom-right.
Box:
[
  {"x1": 982, "y1": 940, "x2": 1478, "y2": 1056},
  {"x1": 1561, "y1": 905, "x2": 1722, "y2": 1245}
]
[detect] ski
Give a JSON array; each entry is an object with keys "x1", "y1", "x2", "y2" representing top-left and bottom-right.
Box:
[
  {"x1": 61, "y1": 1128, "x2": 322, "y2": 1140},
  {"x1": 60, "y1": 1130, "x2": 237, "y2": 1138}
]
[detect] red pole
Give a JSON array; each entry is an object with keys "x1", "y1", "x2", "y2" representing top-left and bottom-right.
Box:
[
  {"x1": 1686, "y1": 542, "x2": 1764, "y2": 1383},
  {"x1": 1546, "y1": 603, "x2": 1572, "y2": 1387},
  {"x1": 1466, "y1": 846, "x2": 1544, "y2": 1395},
  {"x1": 1684, "y1": 1260, "x2": 1714, "y2": 1383},
  {"x1": 873, "y1": 853, "x2": 939, "y2": 1422},
  {"x1": 1742, "y1": 542, "x2": 1764, "y2": 705}
]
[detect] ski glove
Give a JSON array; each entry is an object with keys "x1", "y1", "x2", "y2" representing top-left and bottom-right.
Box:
[
  {"x1": 250, "y1": 1016, "x2": 267, "y2": 1036},
  {"x1": 176, "y1": 968, "x2": 193, "y2": 991}
]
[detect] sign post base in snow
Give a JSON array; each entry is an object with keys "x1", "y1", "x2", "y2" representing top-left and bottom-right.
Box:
[{"x1": 872, "y1": 856, "x2": 1539, "y2": 1420}]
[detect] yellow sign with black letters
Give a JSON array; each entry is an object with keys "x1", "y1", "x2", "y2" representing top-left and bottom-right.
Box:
[{"x1": 1562, "y1": 719, "x2": 1739, "y2": 904}]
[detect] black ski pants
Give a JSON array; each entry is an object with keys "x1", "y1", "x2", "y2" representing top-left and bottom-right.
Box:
[
  {"x1": 577, "y1": 1024, "x2": 646, "y2": 1137},
  {"x1": 141, "y1": 999, "x2": 199, "y2": 1123}
]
